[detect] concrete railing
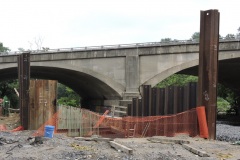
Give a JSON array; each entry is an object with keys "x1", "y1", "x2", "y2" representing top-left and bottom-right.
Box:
[{"x1": 0, "y1": 38, "x2": 239, "y2": 56}]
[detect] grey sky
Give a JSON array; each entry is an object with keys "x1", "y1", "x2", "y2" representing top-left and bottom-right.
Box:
[{"x1": 1, "y1": 0, "x2": 240, "y2": 51}]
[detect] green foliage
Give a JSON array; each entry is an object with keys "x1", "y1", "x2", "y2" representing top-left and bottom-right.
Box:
[
  {"x1": 58, "y1": 97, "x2": 79, "y2": 107},
  {"x1": 237, "y1": 27, "x2": 240, "y2": 39},
  {"x1": 225, "y1": 34, "x2": 235, "y2": 40},
  {"x1": 156, "y1": 74, "x2": 198, "y2": 88},
  {"x1": 217, "y1": 97, "x2": 230, "y2": 113},
  {"x1": 191, "y1": 32, "x2": 200, "y2": 41},
  {"x1": 161, "y1": 38, "x2": 172, "y2": 42},
  {"x1": 0, "y1": 42, "x2": 10, "y2": 55},
  {"x1": 0, "y1": 80, "x2": 19, "y2": 108},
  {"x1": 156, "y1": 74, "x2": 237, "y2": 114},
  {"x1": 57, "y1": 83, "x2": 80, "y2": 107}
]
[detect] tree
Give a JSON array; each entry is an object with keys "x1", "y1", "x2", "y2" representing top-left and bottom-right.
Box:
[
  {"x1": 22, "y1": 36, "x2": 50, "y2": 52},
  {"x1": 156, "y1": 74, "x2": 239, "y2": 115},
  {"x1": 156, "y1": 74, "x2": 198, "y2": 88},
  {"x1": 0, "y1": 42, "x2": 10, "y2": 55},
  {"x1": 160, "y1": 38, "x2": 172, "y2": 42},
  {"x1": 57, "y1": 83, "x2": 81, "y2": 107},
  {"x1": 0, "y1": 80, "x2": 19, "y2": 108},
  {"x1": 225, "y1": 34, "x2": 235, "y2": 40},
  {"x1": 190, "y1": 32, "x2": 200, "y2": 41},
  {"x1": 18, "y1": 48, "x2": 25, "y2": 52},
  {"x1": 237, "y1": 27, "x2": 240, "y2": 39}
]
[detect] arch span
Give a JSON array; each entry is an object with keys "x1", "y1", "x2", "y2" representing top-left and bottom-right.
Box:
[
  {"x1": 142, "y1": 59, "x2": 199, "y2": 87},
  {"x1": 0, "y1": 63, "x2": 125, "y2": 100},
  {"x1": 143, "y1": 51, "x2": 240, "y2": 89}
]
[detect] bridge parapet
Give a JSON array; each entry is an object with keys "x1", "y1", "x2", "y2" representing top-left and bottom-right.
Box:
[{"x1": 1, "y1": 39, "x2": 239, "y2": 56}]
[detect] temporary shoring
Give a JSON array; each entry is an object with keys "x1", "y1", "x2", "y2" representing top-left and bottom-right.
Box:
[
  {"x1": 18, "y1": 52, "x2": 30, "y2": 130},
  {"x1": 198, "y1": 10, "x2": 220, "y2": 140}
]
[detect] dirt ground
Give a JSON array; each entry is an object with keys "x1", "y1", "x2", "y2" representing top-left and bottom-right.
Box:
[
  {"x1": 0, "y1": 114, "x2": 240, "y2": 160},
  {"x1": 0, "y1": 131, "x2": 239, "y2": 160},
  {"x1": 0, "y1": 113, "x2": 20, "y2": 130}
]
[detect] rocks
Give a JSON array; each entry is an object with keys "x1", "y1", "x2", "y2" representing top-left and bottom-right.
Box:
[
  {"x1": 0, "y1": 122, "x2": 239, "y2": 159},
  {"x1": 216, "y1": 122, "x2": 240, "y2": 142}
]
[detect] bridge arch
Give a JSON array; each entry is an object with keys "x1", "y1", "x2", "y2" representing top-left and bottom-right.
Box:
[
  {"x1": 0, "y1": 62, "x2": 125, "y2": 101},
  {"x1": 142, "y1": 59, "x2": 199, "y2": 87},
  {"x1": 142, "y1": 51, "x2": 240, "y2": 87}
]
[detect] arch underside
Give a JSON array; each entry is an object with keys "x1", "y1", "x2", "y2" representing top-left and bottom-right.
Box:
[
  {"x1": 0, "y1": 66, "x2": 123, "y2": 101},
  {"x1": 144, "y1": 57, "x2": 240, "y2": 91},
  {"x1": 179, "y1": 57, "x2": 240, "y2": 91}
]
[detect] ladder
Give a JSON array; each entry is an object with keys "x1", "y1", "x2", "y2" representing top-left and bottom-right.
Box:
[
  {"x1": 128, "y1": 124, "x2": 136, "y2": 138},
  {"x1": 141, "y1": 123, "x2": 150, "y2": 137}
]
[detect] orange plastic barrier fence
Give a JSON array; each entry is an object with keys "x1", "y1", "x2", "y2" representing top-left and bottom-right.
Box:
[
  {"x1": 33, "y1": 108, "x2": 199, "y2": 138},
  {"x1": 12, "y1": 126, "x2": 24, "y2": 132},
  {"x1": 0, "y1": 124, "x2": 7, "y2": 131},
  {"x1": 196, "y1": 106, "x2": 209, "y2": 139},
  {"x1": 32, "y1": 111, "x2": 59, "y2": 136}
]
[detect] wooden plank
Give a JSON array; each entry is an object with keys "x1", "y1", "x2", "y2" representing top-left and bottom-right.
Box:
[
  {"x1": 110, "y1": 141, "x2": 133, "y2": 154},
  {"x1": 29, "y1": 80, "x2": 35, "y2": 129},
  {"x1": 67, "y1": 106, "x2": 71, "y2": 136},
  {"x1": 114, "y1": 110, "x2": 127, "y2": 114},
  {"x1": 37, "y1": 80, "x2": 44, "y2": 128},
  {"x1": 115, "y1": 106, "x2": 127, "y2": 109},
  {"x1": 182, "y1": 144, "x2": 209, "y2": 157}
]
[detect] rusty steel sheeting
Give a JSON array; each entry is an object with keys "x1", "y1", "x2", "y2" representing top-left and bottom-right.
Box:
[
  {"x1": 127, "y1": 104, "x2": 132, "y2": 116},
  {"x1": 158, "y1": 88, "x2": 165, "y2": 115},
  {"x1": 177, "y1": 86, "x2": 184, "y2": 113},
  {"x1": 198, "y1": 10, "x2": 220, "y2": 140},
  {"x1": 143, "y1": 85, "x2": 151, "y2": 116},
  {"x1": 189, "y1": 82, "x2": 197, "y2": 109},
  {"x1": 151, "y1": 88, "x2": 157, "y2": 116},
  {"x1": 138, "y1": 99, "x2": 142, "y2": 117},
  {"x1": 164, "y1": 86, "x2": 174, "y2": 115},
  {"x1": 183, "y1": 83, "x2": 190, "y2": 112},
  {"x1": 173, "y1": 86, "x2": 179, "y2": 114},
  {"x1": 132, "y1": 98, "x2": 137, "y2": 116},
  {"x1": 18, "y1": 53, "x2": 30, "y2": 130}
]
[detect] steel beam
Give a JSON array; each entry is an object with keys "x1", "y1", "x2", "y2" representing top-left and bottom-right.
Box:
[
  {"x1": 198, "y1": 10, "x2": 219, "y2": 140},
  {"x1": 18, "y1": 53, "x2": 30, "y2": 130}
]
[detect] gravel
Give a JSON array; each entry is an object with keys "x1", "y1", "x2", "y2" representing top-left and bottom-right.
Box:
[
  {"x1": 216, "y1": 121, "x2": 240, "y2": 142},
  {"x1": 0, "y1": 122, "x2": 239, "y2": 159}
]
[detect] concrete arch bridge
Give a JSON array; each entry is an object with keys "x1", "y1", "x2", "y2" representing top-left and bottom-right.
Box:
[{"x1": 0, "y1": 40, "x2": 240, "y2": 108}]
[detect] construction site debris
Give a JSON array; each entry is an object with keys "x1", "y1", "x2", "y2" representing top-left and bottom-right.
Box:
[
  {"x1": 0, "y1": 130, "x2": 239, "y2": 159},
  {"x1": 74, "y1": 136, "x2": 113, "y2": 142},
  {"x1": 232, "y1": 141, "x2": 240, "y2": 145},
  {"x1": 6, "y1": 144, "x2": 23, "y2": 158},
  {"x1": 11, "y1": 125, "x2": 24, "y2": 132},
  {"x1": 0, "y1": 124, "x2": 7, "y2": 131},
  {"x1": 110, "y1": 141, "x2": 133, "y2": 154},
  {"x1": 70, "y1": 143, "x2": 93, "y2": 151},
  {"x1": 27, "y1": 136, "x2": 43, "y2": 145},
  {"x1": 148, "y1": 136, "x2": 190, "y2": 144},
  {"x1": 216, "y1": 153, "x2": 233, "y2": 159},
  {"x1": 182, "y1": 144, "x2": 209, "y2": 157}
]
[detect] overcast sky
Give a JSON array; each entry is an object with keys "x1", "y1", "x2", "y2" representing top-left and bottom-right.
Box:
[{"x1": 1, "y1": 0, "x2": 240, "y2": 51}]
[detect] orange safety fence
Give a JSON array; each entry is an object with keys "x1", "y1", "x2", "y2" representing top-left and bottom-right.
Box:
[
  {"x1": 32, "y1": 111, "x2": 60, "y2": 136},
  {"x1": 196, "y1": 106, "x2": 209, "y2": 138},
  {"x1": 33, "y1": 107, "x2": 199, "y2": 138}
]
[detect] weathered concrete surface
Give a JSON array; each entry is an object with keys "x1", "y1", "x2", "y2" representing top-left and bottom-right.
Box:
[{"x1": 1, "y1": 41, "x2": 240, "y2": 107}]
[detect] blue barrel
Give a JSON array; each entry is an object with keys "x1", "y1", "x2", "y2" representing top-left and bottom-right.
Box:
[{"x1": 44, "y1": 125, "x2": 55, "y2": 138}]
